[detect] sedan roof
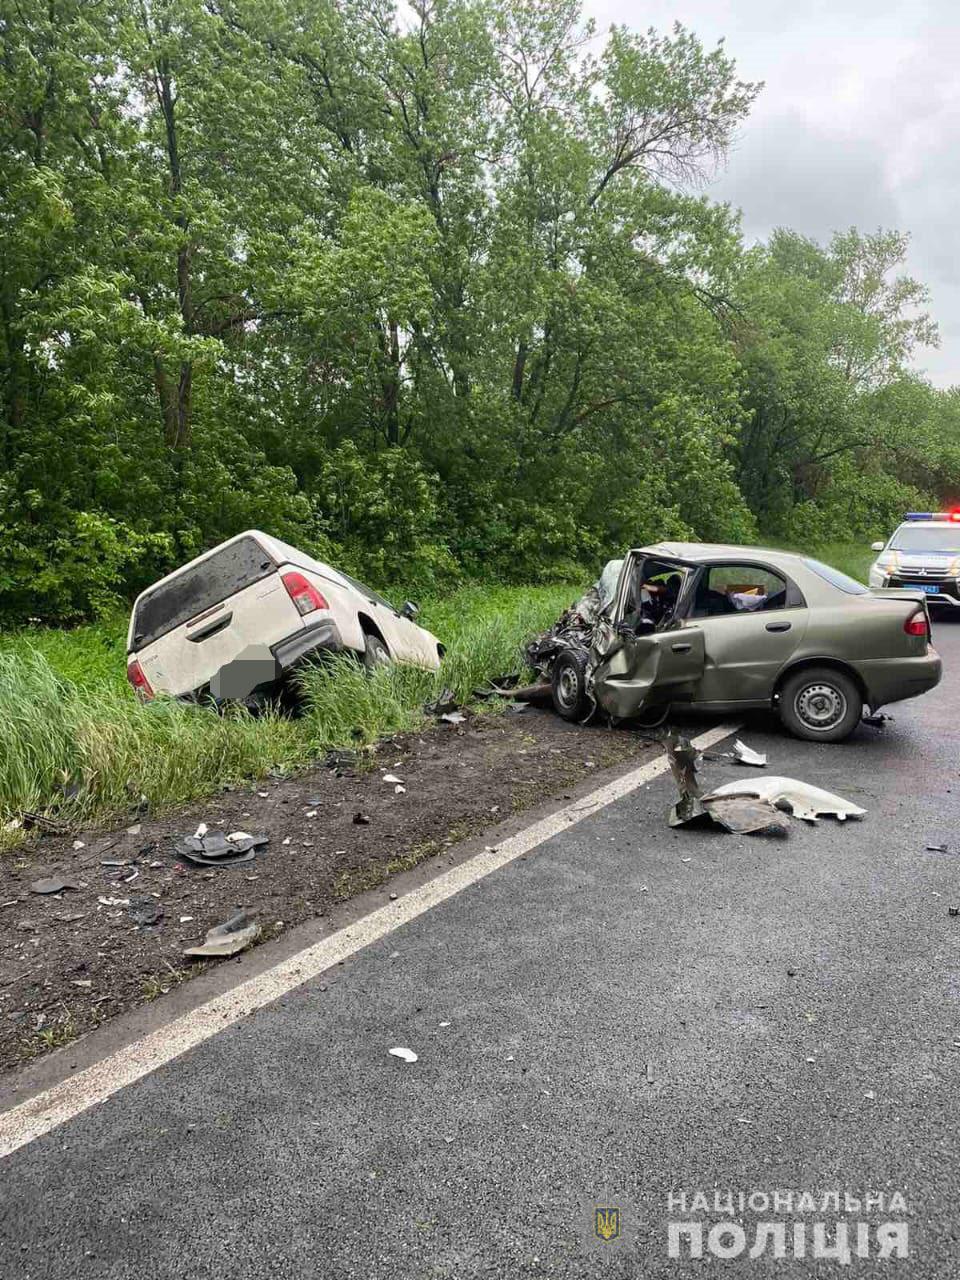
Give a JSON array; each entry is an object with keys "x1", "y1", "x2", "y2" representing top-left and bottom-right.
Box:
[{"x1": 643, "y1": 541, "x2": 806, "y2": 568}]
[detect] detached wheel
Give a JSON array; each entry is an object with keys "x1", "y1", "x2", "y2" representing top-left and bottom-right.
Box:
[
  {"x1": 362, "y1": 633, "x2": 390, "y2": 673},
  {"x1": 778, "y1": 666, "x2": 862, "y2": 742},
  {"x1": 551, "y1": 649, "x2": 592, "y2": 722}
]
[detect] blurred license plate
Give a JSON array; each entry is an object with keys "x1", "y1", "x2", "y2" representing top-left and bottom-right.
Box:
[{"x1": 906, "y1": 583, "x2": 940, "y2": 594}]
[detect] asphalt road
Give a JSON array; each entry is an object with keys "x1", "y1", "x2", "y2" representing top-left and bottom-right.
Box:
[{"x1": 3, "y1": 624, "x2": 960, "y2": 1278}]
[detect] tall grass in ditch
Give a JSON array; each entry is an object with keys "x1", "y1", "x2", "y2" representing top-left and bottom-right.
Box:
[
  {"x1": 0, "y1": 650, "x2": 304, "y2": 837},
  {"x1": 0, "y1": 583, "x2": 577, "y2": 840},
  {"x1": 297, "y1": 583, "x2": 576, "y2": 749}
]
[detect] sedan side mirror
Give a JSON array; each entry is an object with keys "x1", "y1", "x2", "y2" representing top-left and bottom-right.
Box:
[
  {"x1": 871, "y1": 541, "x2": 885, "y2": 552},
  {"x1": 400, "y1": 600, "x2": 419, "y2": 621}
]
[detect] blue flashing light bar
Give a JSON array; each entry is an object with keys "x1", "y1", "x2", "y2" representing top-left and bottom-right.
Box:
[{"x1": 905, "y1": 511, "x2": 960, "y2": 522}]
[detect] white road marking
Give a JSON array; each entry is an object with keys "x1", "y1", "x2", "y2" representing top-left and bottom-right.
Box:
[{"x1": 0, "y1": 723, "x2": 736, "y2": 1159}]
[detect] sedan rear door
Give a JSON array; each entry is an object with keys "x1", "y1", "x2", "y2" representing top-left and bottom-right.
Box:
[{"x1": 683, "y1": 560, "x2": 809, "y2": 704}]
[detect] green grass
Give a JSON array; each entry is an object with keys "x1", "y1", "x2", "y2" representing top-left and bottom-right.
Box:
[
  {"x1": 758, "y1": 537, "x2": 874, "y2": 584},
  {"x1": 803, "y1": 541, "x2": 874, "y2": 583},
  {"x1": 0, "y1": 583, "x2": 577, "y2": 845}
]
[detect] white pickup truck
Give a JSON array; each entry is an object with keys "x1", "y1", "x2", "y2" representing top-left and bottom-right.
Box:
[{"x1": 126, "y1": 531, "x2": 442, "y2": 705}]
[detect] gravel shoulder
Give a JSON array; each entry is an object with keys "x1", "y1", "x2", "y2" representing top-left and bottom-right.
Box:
[{"x1": 0, "y1": 705, "x2": 656, "y2": 1073}]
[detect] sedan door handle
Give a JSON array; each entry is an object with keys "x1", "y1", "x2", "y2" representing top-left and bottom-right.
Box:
[
  {"x1": 765, "y1": 621, "x2": 792, "y2": 633},
  {"x1": 671, "y1": 642, "x2": 693, "y2": 653}
]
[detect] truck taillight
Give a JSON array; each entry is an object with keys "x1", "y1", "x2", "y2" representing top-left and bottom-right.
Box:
[
  {"x1": 904, "y1": 612, "x2": 929, "y2": 638},
  {"x1": 282, "y1": 571, "x2": 328, "y2": 616},
  {"x1": 126, "y1": 659, "x2": 154, "y2": 699}
]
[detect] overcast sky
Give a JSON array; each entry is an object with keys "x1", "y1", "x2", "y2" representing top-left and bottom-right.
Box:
[{"x1": 585, "y1": 0, "x2": 960, "y2": 387}]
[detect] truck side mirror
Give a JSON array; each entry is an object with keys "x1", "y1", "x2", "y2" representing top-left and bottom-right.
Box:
[
  {"x1": 400, "y1": 600, "x2": 419, "y2": 621},
  {"x1": 871, "y1": 541, "x2": 885, "y2": 552}
]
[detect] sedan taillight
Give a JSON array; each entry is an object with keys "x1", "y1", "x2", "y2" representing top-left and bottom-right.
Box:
[
  {"x1": 126, "y1": 659, "x2": 154, "y2": 699},
  {"x1": 282, "y1": 570, "x2": 329, "y2": 616},
  {"x1": 904, "y1": 612, "x2": 929, "y2": 638}
]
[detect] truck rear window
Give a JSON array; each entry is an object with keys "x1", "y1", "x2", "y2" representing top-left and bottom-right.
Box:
[{"x1": 132, "y1": 537, "x2": 275, "y2": 649}]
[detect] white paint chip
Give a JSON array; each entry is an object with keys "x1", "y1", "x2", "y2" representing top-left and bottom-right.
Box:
[{"x1": 389, "y1": 1047, "x2": 418, "y2": 1063}]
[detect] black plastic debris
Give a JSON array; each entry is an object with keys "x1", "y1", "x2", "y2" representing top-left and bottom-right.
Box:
[
  {"x1": 178, "y1": 846, "x2": 256, "y2": 868},
  {"x1": 324, "y1": 749, "x2": 359, "y2": 772},
  {"x1": 21, "y1": 812, "x2": 70, "y2": 835},
  {"x1": 174, "y1": 830, "x2": 268, "y2": 868},
  {"x1": 128, "y1": 898, "x2": 163, "y2": 926},
  {"x1": 30, "y1": 876, "x2": 81, "y2": 895},
  {"x1": 425, "y1": 688, "x2": 458, "y2": 717},
  {"x1": 200, "y1": 831, "x2": 232, "y2": 856},
  {"x1": 353, "y1": 812, "x2": 371, "y2": 825},
  {"x1": 927, "y1": 843, "x2": 949, "y2": 853}
]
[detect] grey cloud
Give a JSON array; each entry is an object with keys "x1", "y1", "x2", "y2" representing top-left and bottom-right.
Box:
[
  {"x1": 713, "y1": 112, "x2": 900, "y2": 244},
  {"x1": 587, "y1": 0, "x2": 959, "y2": 386}
]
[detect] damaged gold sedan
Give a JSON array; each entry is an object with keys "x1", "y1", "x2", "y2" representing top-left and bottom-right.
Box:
[{"x1": 527, "y1": 543, "x2": 942, "y2": 741}]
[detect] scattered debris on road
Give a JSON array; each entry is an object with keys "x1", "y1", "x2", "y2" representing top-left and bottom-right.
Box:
[
  {"x1": 702, "y1": 777, "x2": 866, "y2": 823},
  {"x1": 732, "y1": 740, "x2": 767, "y2": 768},
  {"x1": 704, "y1": 739, "x2": 769, "y2": 768},
  {"x1": 388, "y1": 1046, "x2": 418, "y2": 1063},
  {"x1": 128, "y1": 898, "x2": 163, "y2": 927},
  {"x1": 663, "y1": 735, "x2": 863, "y2": 833},
  {"x1": 184, "y1": 910, "x2": 260, "y2": 958},
  {"x1": 30, "y1": 876, "x2": 81, "y2": 895},
  {"x1": 701, "y1": 796, "x2": 789, "y2": 836},
  {"x1": 0, "y1": 708, "x2": 650, "y2": 1072},
  {"x1": 665, "y1": 733, "x2": 708, "y2": 827},
  {"x1": 175, "y1": 828, "x2": 269, "y2": 868}
]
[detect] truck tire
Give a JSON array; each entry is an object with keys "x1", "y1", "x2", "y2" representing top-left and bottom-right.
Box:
[
  {"x1": 778, "y1": 666, "x2": 862, "y2": 742},
  {"x1": 363, "y1": 633, "x2": 390, "y2": 673},
  {"x1": 551, "y1": 649, "x2": 592, "y2": 722}
]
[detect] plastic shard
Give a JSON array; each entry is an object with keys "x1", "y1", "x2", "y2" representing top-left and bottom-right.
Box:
[
  {"x1": 702, "y1": 776, "x2": 866, "y2": 823},
  {"x1": 184, "y1": 910, "x2": 260, "y2": 958},
  {"x1": 388, "y1": 1047, "x2": 418, "y2": 1063},
  {"x1": 701, "y1": 796, "x2": 789, "y2": 835},
  {"x1": 732, "y1": 740, "x2": 767, "y2": 768},
  {"x1": 664, "y1": 733, "x2": 708, "y2": 827}
]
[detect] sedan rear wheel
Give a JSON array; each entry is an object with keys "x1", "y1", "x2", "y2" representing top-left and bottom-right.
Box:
[{"x1": 778, "y1": 666, "x2": 862, "y2": 742}]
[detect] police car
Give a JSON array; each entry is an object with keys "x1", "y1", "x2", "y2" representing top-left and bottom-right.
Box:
[{"x1": 869, "y1": 512, "x2": 960, "y2": 607}]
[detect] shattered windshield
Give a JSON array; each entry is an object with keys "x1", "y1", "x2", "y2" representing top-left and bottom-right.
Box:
[{"x1": 889, "y1": 525, "x2": 960, "y2": 552}]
